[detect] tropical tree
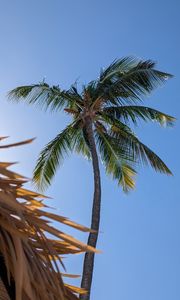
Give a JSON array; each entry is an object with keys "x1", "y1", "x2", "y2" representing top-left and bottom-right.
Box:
[
  {"x1": 9, "y1": 57, "x2": 175, "y2": 300},
  {"x1": 0, "y1": 137, "x2": 97, "y2": 300}
]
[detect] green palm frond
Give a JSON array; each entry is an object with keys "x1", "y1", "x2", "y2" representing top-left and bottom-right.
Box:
[
  {"x1": 99, "y1": 56, "x2": 138, "y2": 82},
  {"x1": 8, "y1": 82, "x2": 83, "y2": 112},
  {"x1": 71, "y1": 126, "x2": 91, "y2": 159},
  {"x1": 34, "y1": 121, "x2": 91, "y2": 189},
  {"x1": 119, "y1": 163, "x2": 137, "y2": 192},
  {"x1": 104, "y1": 106, "x2": 175, "y2": 126},
  {"x1": 108, "y1": 120, "x2": 172, "y2": 175},
  {"x1": 95, "y1": 127, "x2": 136, "y2": 192},
  {"x1": 97, "y1": 57, "x2": 172, "y2": 104},
  {"x1": 33, "y1": 124, "x2": 74, "y2": 189}
]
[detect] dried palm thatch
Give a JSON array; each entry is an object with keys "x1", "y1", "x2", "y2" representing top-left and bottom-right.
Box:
[
  {"x1": 0, "y1": 137, "x2": 98, "y2": 300},
  {"x1": 0, "y1": 278, "x2": 10, "y2": 300}
]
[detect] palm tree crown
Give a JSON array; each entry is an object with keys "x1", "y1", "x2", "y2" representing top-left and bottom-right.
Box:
[{"x1": 9, "y1": 57, "x2": 174, "y2": 191}]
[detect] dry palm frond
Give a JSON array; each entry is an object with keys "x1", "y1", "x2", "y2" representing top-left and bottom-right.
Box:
[{"x1": 0, "y1": 137, "x2": 98, "y2": 300}]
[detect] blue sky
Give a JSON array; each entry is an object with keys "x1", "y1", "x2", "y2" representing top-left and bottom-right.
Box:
[{"x1": 0, "y1": 1, "x2": 179, "y2": 299}]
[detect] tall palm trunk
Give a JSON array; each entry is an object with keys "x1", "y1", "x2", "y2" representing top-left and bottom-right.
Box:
[{"x1": 80, "y1": 117, "x2": 101, "y2": 300}]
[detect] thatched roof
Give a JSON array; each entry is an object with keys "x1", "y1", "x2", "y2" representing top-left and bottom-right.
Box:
[{"x1": 0, "y1": 137, "x2": 97, "y2": 300}]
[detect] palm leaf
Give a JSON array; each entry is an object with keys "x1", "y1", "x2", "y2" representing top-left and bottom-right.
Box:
[
  {"x1": 97, "y1": 57, "x2": 172, "y2": 104},
  {"x1": 33, "y1": 120, "x2": 92, "y2": 189},
  {"x1": 8, "y1": 83, "x2": 83, "y2": 112},
  {"x1": 70, "y1": 125, "x2": 91, "y2": 159},
  {"x1": 108, "y1": 120, "x2": 172, "y2": 175},
  {"x1": 0, "y1": 138, "x2": 35, "y2": 149},
  {"x1": 33, "y1": 124, "x2": 74, "y2": 190},
  {"x1": 99, "y1": 56, "x2": 138, "y2": 82},
  {"x1": 95, "y1": 126, "x2": 136, "y2": 192},
  {"x1": 104, "y1": 105, "x2": 175, "y2": 126}
]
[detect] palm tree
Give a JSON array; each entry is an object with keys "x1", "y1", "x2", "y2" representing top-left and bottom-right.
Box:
[
  {"x1": 0, "y1": 137, "x2": 97, "y2": 300},
  {"x1": 9, "y1": 57, "x2": 175, "y2": 300}
]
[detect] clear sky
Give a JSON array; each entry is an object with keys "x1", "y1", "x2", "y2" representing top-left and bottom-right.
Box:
[{"x1": 0, "y1": 1, "x2": 179, "y2": 299}]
